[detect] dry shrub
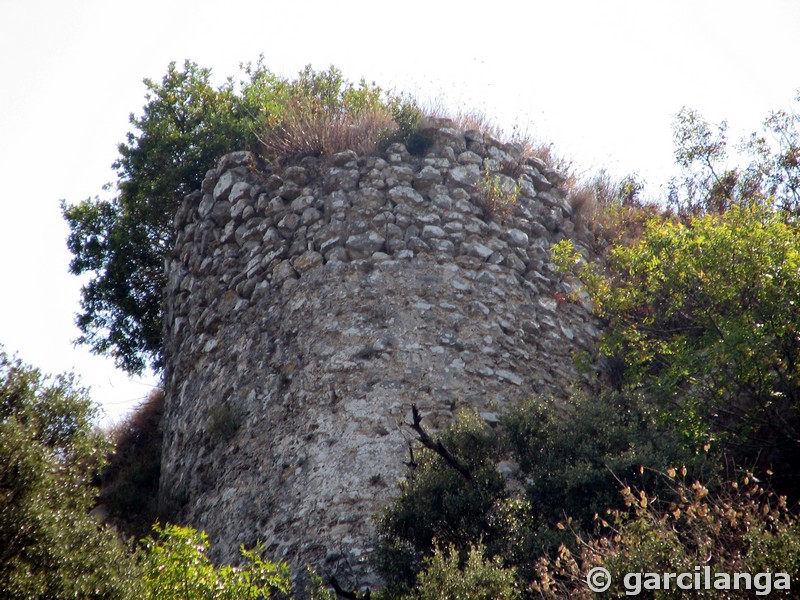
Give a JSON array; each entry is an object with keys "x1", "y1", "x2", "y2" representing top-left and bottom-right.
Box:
[
  {"x1": 533, "y1": 473, "x2": 800, "y2": 598},
  {"x1": 420, "y1": 99, "x2": 580, "y2": 195},
  {"x1": 568, "y1": 171, "x2": 665, "y2": 251},
  {"x1": 99, "y1": 387, "x2": 164, "y2": 537},
  {"x1": 524, "y1": 141, "x2": 575, "y2": 178},
  {"x1": 259, "y1": 99, "x2": 396, "y2": 161},
  {"x1": 419, "y1": 99, "x2": 504, "y2": 140}
]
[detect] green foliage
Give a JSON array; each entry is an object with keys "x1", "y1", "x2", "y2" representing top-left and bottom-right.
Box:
[
  {"x1": 563, "y1": 205, "x2": 800, "y2": 491},
  {"x1": 62, "y1": 59, "x2": 392, "y2": 374},
  {"x1": 377, "y1": 394, "x2": 702, "y2": 594},
  {"x1": 476, "y1": 159, "x2": 521, "y2": 219},
  {"x1": 503, "y1": 393, "x2": 710, "y2": 537},
  {"x1": 406, "y1": 542, "x2": 519, "y2": 600},
  {"x1": 0, "y1": 349, "x2": 142, "y2": 599},
  {"x1": 138, "y1": 523, "x2": 292, "y2": 599},
  {"x1": 62, "y1": 60, "x2": 256, "y2": 374},
  {"x1": 374, "y1": 95, "x2": 430, "y2": 155},
  {"x1": 376, "y1": 410, "x2": 508, "y2": 593}
]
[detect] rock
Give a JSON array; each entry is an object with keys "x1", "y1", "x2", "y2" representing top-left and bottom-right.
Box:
[
  {"x1": 283, "y1": 166, "x2": 308, "y2": 185},
  {"x1": 217, "y1": 150, "x2": 255, "y2": 171},
  {"x1": 496, "y1": 369, "x2": 523, "y2": 386},
  {"x1": 421, "y1": 225, "x2": 446, "y2": 240},
  {"x1": 412, "y1": 166, "x2": 442, "y2": 194},
  {"x1": 505, "y1": 228, "x2": 529, "y2": 247},
  {"x1": 388, "y1": 186, "x2": 425, "y2": 206},
  {"x1": 229, "y1": 181, "x2": 253, "y2": 203},
  {"x1": 345, "y1": 232, "x2": 385, "y2": 258},
  {"x1": 278, "y1": 183, "x2": 302, "y2": 201},
  {"x1": 332, "y1": 150, "x2": 358, "y2": 167},
  {"x1": 213, "y1": 171, "x2": 236, "y2": 201},
  {"x1": 446, "y1": 164, "x2": 480, "y2": 187},
  {"x1": 301, "y1": 207, "x2": 322, "y2": 226},
  {"x1": 209, "y1": 201, "x2": 232, "y2": 226},
  {"x1": 292, "y1": 251, "x2": 324, "y2": 273},
  {"x1": 457, "y1": 150, "x2": 484, "y2": 166},
  {"x1": 325, "y1": 167, "x2": 360, "y2": 192},
  {"x1": 272, "y1": 260, "x2": 298, "y2": 285},
  {"x1": 462, "y1": 241, "x2": 494, "y2": 260}
]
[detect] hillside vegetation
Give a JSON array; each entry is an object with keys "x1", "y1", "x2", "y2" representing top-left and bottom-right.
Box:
[{"x1": 2, "y1": 60, "x2": 792, "y2": 598}]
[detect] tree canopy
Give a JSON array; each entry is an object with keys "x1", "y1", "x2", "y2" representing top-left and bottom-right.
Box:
[
  {"x1": 62, "y1": 59, "x2": 397, "y2": 374},
  {"x1": 62, "y1": 60, "x2": 256, "y2": 373},
  {"x1": 0, "y1": 349, "x2": 142, "y2": 598}
]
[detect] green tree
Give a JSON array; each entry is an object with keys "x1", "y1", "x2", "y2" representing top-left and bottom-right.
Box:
[
  {"x1": 669, "y1": 96, "x2": 800, "y2": 215},
  {"x1": 555, "y1": 205, "x2": 800, "y2": 494},
  {"x1": 62, "y1": 59, "x2": 395, "y2": 374},
  {"x1": 62, "y1": 60, "x2": 258, "y2": 374},
  {"x1": 0, "y1": 349, "x2": 142, "y2": 599}
]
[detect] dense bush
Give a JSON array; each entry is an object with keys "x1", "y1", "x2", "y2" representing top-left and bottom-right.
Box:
[
  {"x1": 376, "y1": 391, "x2": 705, "y2": 596},
  {"x1": 138, "y1": 523, "x2": 292, "y2": 599},
  {"x1": 533, "y1": 474, "x2": 800, "y2": 598},
  {"x1": 406, "y1": 542, "x2": 520, "y2": 600},
  {"x1": 0, "y1": 350, "x2": 143, "y2": 599},
  {"x1": 554, "y1": 204, "x2": 800, "y2": 496}
]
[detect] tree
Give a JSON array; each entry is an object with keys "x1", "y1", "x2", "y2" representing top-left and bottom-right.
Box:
[
  {"x1": 555, "y1": 96, "x2": 800, "y2": 496},
  {"x1": 669, "y1": 95, "x2": 800, "y2": 215},
  {"x1": 555, "y1": 204, "x2": 800, "y2": 496},
  {"x1": 62, "y1": 59, "x2": 395, "y2": 374},
  {"x1": 0, "y1": 349, "x2": 142, "y2": 599},
  {"x1": 742, "y1": 93, "x2": 800, "y2": 214},
  {"x1": 62, "y1": 60, "x2": 259, "y2": 374}
]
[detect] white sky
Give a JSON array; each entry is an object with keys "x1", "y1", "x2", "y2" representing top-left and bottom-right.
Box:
[{"x1": 1, "y1": 0, "x2": 799, "y2": 426}]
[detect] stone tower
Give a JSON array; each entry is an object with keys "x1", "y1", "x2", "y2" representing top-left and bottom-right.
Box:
[{"x1": 159, "y1": 123, "x2": 599, "y2": 587}]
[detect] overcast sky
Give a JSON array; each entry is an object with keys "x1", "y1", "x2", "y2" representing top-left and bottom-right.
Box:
[{"x1": 1, "y1": 0, "x2": 799, "y2": 426}]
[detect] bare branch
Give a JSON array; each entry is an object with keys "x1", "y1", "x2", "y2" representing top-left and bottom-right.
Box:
[{"x1": 407, "y1": 404, "x2": 473, "y2": 483}]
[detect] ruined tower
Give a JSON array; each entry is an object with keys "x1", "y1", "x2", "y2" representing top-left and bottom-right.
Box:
[{"x1": 159, "y1": 123, "x2": 599, "y2": 586}]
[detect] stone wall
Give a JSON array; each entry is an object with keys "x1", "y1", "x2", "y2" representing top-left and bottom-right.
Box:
[{"x1": 159, "y1": 123, "x2": 600, "y2": 588}]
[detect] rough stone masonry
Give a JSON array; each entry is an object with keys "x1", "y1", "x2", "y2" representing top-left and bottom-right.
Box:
[{"x1": 159, "y1": 122, "x2": 600, "y2": 588}]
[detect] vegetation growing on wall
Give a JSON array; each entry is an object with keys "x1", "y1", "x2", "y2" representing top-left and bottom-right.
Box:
[
  {"x1": 372, "y1": 96, "x2": 800, "y2": 597},
  {"x1": 51, "y1": 58, "x2": 800, "y2": 598},
  {"x1": 61, "y1": 60, "x2": 416, "y2": 375}
]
